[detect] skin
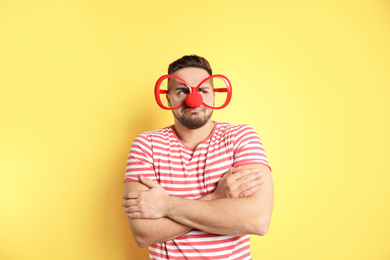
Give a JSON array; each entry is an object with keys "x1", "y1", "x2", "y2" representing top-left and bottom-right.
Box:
[
  {"x1": 122, "y1": 67, "x2": 273, "y2": 248},
  {"x1": 167, "y1": 67, "x2": 215, "y2": 132}
]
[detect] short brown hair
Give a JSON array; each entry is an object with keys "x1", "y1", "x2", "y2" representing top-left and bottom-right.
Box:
[{"x1": 168, "y1": 55, "x2": 213, "y2": 75}]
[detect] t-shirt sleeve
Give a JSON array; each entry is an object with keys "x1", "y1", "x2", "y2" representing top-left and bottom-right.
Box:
[
  {"x1": 233, "y1": 124, "x2": 271, "y2": 171},
  {"x1": 124, "y1": 133, "x2": 157, "y2": 182}
]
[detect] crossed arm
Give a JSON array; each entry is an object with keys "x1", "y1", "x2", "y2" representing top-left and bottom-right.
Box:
[{"x1": 122, "y1": 164, "x2": 273, "y2": 248}]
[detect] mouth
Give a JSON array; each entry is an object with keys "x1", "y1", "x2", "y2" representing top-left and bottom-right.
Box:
[
  {"x1": 184, "y1": 108, "x2": 203, "y2": 113},
  {"x1": 183, "y1": 107, "x2": 204, "y2": 113}
]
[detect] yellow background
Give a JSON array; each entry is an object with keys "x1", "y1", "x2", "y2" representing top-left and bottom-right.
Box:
[{"x1": 1, "y1": 0, "x2": 389, "y2": 259}]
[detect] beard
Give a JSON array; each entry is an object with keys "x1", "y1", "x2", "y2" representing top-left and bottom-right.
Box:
[{"x1": 173, "y1": 107, "x2": 213, "y2": 129}]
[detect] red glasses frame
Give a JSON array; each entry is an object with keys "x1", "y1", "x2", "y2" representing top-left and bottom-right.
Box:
[{"x1": 154, "y1": 74, "x2": 232, "y2": 110}]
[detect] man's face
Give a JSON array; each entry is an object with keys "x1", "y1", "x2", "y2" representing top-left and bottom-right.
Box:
[{"x1": 167, "y1": 67, "x2": 214, "y2": 129}]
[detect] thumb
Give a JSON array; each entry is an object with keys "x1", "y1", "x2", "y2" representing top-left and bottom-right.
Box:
[
  {"x1": 229, "y1": 166, "x2": 241, "y2": 174},
  {"x1": 139, "y1": 175, "x2": 159, "y2": 189}
]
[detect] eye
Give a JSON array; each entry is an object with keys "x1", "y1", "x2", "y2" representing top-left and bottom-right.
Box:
[
  {"x1": 177, "y1": 88, "x2": 189, "y2": 95},
  {"x1": 198, "y1": 88, "x2": 209, "y2": 94}
]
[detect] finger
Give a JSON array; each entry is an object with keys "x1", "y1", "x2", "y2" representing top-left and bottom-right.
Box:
[
  {"x1": 234, "y1": 168, "x2": 260, "y2": 181},
  {"x1": 224, "y1": 167, "x2": 246, "y2": 183},
  {"x1": 222, "y1": 167, "x2": 242, "y2": 180},
  {"x1": 139, "y1": 175, "x2": 159, "y2": 189},
  {"x1": 124, "y1": 204, "x2": 142, "y2": 213},
  {"x1": 229, "y1": 167, "x2": 241, "y2": 174},
  {"x1": 238, "y1": 171, "x2": 263, "y2": 184},
  {"x1": 122, "y1": 199, "x2": 138, "y2": 207},
  {"x1": 239, "y1": 185, "x2": 259, "y2": 198},
  {"x1": 237, "y1": 179, "x2": 264, "y2": 197},
  {"x1": 227, "y1": 169, "x2": 261, "y2": 188},
  {"x1": 121, "y1": 200, "x2": 131, "y2": 207},
  {"x1": 125, "y1": 207, "x2": 143, "y2": 218},
  {"x1": 239, "y1": 178, "x2": 264, "y2": 191},
  {"x1": 126, "y1": 212, "x2": 143, "y2": 219},
  {"x1": 123, "y1": 191, "x2": 139, "y2": 199},
  {"x1": 221, "y1": 168, "x2": 234, "y2": 179},
  {"x1": 236, "y1": 173, "x2": 263, "y2": 189}
]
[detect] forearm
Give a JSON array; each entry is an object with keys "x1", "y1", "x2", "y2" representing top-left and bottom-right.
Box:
[
  {"x1": 128, "y1": 193, "x2": 215, "y2": 247},
  {"x1": 166, "y1": 196, "x2": 269, "y2": 236},
  {"x1": 128, "y1": 217, "x2": 190, "y2": 248}
]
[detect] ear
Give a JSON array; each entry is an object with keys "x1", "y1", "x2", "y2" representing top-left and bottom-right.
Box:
[{"x1": 166, "y1": 93, "x2": 171, "y2": 107}]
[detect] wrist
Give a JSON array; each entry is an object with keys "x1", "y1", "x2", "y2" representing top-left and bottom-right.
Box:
[
  {"x1": 201, "y1": 193, "x2": 216, "y2": 201},
  {"x1": 165, "y1": 195, "x2": 179, "y2": 218}
]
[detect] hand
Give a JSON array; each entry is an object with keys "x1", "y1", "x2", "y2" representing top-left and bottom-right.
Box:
[
  {"x1": 122, "y1": 176, "x2": 170, "y2": 219},
  {"x1": 212, "y1": 167, "x2": 264, "y2": 199}
]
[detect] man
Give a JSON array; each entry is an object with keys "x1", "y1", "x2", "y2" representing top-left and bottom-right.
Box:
[{"x1": 122, "y1": 55, "x2": 273, "y2": 259}]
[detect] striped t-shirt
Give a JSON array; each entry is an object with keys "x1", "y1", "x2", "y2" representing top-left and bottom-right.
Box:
[{"x1": 125, "y1": 122, "x2": 271, "y2": 260}]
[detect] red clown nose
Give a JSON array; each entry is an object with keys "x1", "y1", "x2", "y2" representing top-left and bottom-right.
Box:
[{"x1": 185, "y1": 93, "x2": 203, "y2": 108}]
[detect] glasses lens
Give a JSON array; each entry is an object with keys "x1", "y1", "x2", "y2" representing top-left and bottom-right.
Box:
[
  {"x1": 212, "y1": 77, "x2": 229, "y2": 108},
  {"x1": 156, "y1": 77, "x2": 171, "y2": 108}
]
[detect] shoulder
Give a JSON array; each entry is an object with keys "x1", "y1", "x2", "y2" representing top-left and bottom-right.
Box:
[
  {"x1": 131, "y1": 126, "x2": 174, "y2": 149},
  {"x1": 134, "y1": 126, "x2": 174, "y2": 141},
  {"x1": 215, "y1": 122, "x2": 257, "y2": 136}
]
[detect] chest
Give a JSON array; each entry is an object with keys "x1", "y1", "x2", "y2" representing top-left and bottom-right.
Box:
[{"x1": 151, "y1": 137, "x2": 235, "y2": 199}]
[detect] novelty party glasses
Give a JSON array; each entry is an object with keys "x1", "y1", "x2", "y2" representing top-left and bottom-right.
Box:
[{"x1": 154, "y1": 74, "x2": 232, "y2": 110}]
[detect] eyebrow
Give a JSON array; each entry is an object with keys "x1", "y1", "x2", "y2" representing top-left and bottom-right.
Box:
[
  {"x1": 168, "y1": 81, "x2": 186, "y2": 92},
  {"x1": 173, "y1": 86, "x2": 189, "y2": 92}
]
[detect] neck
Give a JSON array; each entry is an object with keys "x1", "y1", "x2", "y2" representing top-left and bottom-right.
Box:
[{"x1": 173, "y1": 120, "x2": 215, "y2": 149}]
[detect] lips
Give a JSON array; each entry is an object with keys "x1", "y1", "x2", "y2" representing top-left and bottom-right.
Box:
[
  {"x1": 182, "y1": 106, "x2": 204, "y2": 113},
  {"x1": 184, "y1": 108, "x2": 203, "y2": 113}
]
